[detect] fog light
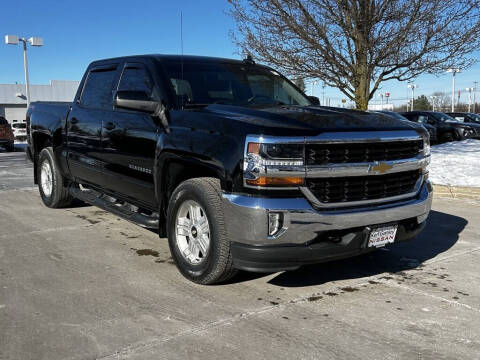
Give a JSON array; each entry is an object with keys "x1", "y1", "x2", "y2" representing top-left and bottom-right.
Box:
[{"x1": 268, "y1": 212, "x2": 282, "y2": 236}]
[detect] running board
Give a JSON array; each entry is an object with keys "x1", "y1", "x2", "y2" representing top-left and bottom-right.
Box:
[{"x1": 69, "y1": 185, "x2": 159, "y2": 229}]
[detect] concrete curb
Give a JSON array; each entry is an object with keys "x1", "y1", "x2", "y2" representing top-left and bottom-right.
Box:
[{"x1": 433, "y1": 184, "x2": 480, "y2": 200}]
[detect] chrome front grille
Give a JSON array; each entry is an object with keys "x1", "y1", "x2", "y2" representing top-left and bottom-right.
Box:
[
  {"x1": 306, "y1": 170, "x2": 421, "y2": 204},
  {"x1": 305, "y1": 140, "x2": 423, "y2": 165}
]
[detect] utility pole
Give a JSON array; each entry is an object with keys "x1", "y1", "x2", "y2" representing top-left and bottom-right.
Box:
[{"x1": 447, "y1": 68, "x2": 461, "y2": 112}]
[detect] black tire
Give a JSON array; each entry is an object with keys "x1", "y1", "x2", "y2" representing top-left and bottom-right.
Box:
[
  {"x1": 442, "y1": 132, "x2": 455, "y2": 143},
  {"x1": 6, "y1": 142, "x2": 14, "y2": 152},
  {"x1": 167, "y1": 177, "x2": 237, "y2": 285},
  {"x1": 37, "y1": 147, "x2": 73, "y2": 208}
]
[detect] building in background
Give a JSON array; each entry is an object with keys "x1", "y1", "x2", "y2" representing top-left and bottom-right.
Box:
[
  {"x1": 367, "y1": 103, "x2": 394, "y2": 111},
  {"x1": 0, "y1": 80, "x2": 79, "y2": 123}
]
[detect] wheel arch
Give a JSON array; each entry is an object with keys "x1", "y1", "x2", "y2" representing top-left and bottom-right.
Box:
[{"x1": 155, "y1": 152, "x2": 227, "y2": 237}]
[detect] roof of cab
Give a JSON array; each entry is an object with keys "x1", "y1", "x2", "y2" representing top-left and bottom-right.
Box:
[{"x1": 90, "y1": 54, "x2": 251, "y2": 66}]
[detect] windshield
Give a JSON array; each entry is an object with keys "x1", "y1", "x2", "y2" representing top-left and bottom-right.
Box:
[
  {"x1": 431, "y1": 112, "x2": 459, "y2": 122},
  {"x1": 162, "y1": 61, "x2": 311, "y2": 107},
  {"x1": 468, "y1": 113, "x2": 480, "y2": 122},
  {"x1": 381, "y1": 111, "x2": 408, "y2": 121}
]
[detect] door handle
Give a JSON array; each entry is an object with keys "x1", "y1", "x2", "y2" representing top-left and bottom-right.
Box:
[
  {"x1": 104, "y1": 122, "x2": 116, "y2": 130},
  {"x1": 70, "y1": 118, "x2": 79, "y2": 124}
]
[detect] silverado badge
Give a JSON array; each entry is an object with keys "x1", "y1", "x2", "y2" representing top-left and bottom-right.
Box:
[{"x1": 369, "y1": 162, "x2": 393, "y2": 174}]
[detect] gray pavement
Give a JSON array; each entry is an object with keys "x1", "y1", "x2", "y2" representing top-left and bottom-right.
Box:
[{"x1": 0, "y1": 151, "x2": 479, "y2": 359}]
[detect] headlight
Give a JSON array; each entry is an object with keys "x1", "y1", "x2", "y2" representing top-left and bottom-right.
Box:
[
  {"x1": 423, "y1": 134, "x2": 430, "y2": 156},
  {"x1": 244, "y1": 141, "x2": 305, "y2": 187}
]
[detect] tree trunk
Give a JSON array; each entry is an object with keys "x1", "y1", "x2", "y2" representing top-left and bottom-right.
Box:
[{"x1": 353, "y1": 63, "x2": 370, "y2": 111}]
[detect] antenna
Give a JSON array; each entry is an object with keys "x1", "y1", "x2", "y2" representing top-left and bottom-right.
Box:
[{"x1": 180, "y1": 11, "x2": 185, "y2": 108}]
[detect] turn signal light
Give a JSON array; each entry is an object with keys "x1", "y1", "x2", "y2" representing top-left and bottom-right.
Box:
[{"x1": 246, "y1": 176, "x2": 305, "y2": 186}]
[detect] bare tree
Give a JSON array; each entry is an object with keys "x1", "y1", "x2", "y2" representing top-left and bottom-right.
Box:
[
  {"x1": 431, "y1": 91, "x2": 450, "y2": 112},
  {"x1": 228, "y1": 0, "x2": 480, "y2": 110}
]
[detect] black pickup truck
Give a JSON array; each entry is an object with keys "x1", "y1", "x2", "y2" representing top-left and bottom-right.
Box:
[{"x1": 27, "y1": 55, "x2": 433, "y2": 284}]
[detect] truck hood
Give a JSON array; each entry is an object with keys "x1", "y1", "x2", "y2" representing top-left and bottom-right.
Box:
[{"x1": 197, "y1": 104, "x2": 423, "y2": 135}]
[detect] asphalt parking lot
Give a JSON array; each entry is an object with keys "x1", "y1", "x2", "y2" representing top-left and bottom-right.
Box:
[{"x1": 1, "y1": 150, "x2": 479, "y2": 360}]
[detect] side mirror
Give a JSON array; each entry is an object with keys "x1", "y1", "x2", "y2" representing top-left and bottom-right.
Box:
[
  {"x1": 115, "y1": 90, "x2": 158, "y2": 113},
  {"x1": 307, "y1": 96, "x2": 320, "y2": 106}
]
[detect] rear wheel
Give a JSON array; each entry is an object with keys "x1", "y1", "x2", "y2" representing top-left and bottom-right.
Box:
[
  {"x1": 167, "y1": 177, "x2": 237, "y2": 284},
  {"x1": 38, "y1": 147, "x2": 73, "y2": 208}
]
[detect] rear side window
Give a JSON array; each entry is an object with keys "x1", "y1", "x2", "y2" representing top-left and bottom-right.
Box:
[
  {"x1": 118, "y1": 66, "x2": 153, "y2": 96},
  {"x1": 80, "y1": 68, "x2": 117, "y2": 109}
]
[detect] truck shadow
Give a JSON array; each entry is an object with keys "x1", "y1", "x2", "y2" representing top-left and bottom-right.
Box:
[{"x1": 233, "y1": 210, "x2": 467, "y2": 287}]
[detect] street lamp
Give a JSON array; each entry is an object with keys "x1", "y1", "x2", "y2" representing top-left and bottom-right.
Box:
[
  {"x1": 5, "y1": 35, "x2": 44, "y2": 107},
  {"x1": 407, "y1": 84, "x2": 417, "y2": 111},
  {"x1": 311, "y1": 80, "x2": 318, "y2": 97},
  {"x1": 446, "y1": 68, "x2": 461, "y2": 112},
  {"x1": 466, "y1": 88, "x2": 473, "y2": 113}
]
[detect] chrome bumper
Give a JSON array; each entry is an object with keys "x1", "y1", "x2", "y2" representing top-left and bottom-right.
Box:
[{"x1": 222, "y1": 180, "x2": 433, "y2": 246}]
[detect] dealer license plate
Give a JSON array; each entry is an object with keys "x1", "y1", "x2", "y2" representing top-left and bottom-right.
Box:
[{"x1": 368, "y1": 225, "x2": 398, "y2": 248}]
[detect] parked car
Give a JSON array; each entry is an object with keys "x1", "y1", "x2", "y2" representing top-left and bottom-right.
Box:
[
  {"x1": 401, "y1": 111, "x2": 480, "y2": 143},
  {"x1": 0, "y1": 116, "x2": 14, "y2": 152},
  {"x1": 447, "y1": 112, "x2": 480, "y2": 125},
  {"x1": 27, "y1": 55, "x2": 433, "y2": 284},
  {"x1": 11, "y1": 120, "x2": 27, "y2": 142},
  {"x1": 373, "y1": 110, "x2": 437, "y2": 143}
]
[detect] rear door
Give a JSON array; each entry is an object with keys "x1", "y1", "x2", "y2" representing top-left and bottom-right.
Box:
[
  {"x1": 66, "y1": 64, "x2": 119, "y2": 187},
  {"x1": 100, "y1": 61, "x2": 160, "y2": 207}
]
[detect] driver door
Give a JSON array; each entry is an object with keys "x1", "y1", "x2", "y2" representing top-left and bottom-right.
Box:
[{"x1": 100, "y1": 62, "x2": 160, "y2": 207}]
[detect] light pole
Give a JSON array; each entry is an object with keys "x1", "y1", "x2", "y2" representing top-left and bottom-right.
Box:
[
  {"x1": 5, "y1": 35, "x2": 43, "y2": 107},
  {"x1": 466, "y1": 88, "x2": 473, "y2": 113},
  {"x1": 474, "y1": 81, "x2": 478, "y2": 113},
  {"x1": 311, "y1": 80, "x2": 318, "y2": 97},
  {"x1": 322, "y1": 83, "x2": 326, "y2": 106},
  {"x1": 407, "y1": 84, "x2": 417, "y2": 111},
  {"x1": 446, "y1": 68, "x2": 461, "y2": 112}
]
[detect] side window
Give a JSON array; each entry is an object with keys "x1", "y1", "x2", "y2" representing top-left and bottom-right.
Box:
[
  {"x1": 80, "y1": 68, "x2": 117, "y2": 109},
  {"x1": 118, "y1": 64, "x2": 162, "y2": 101},
  {"x1": 118, "y1": 65, "x2": 155, "y2": 98},
  {"x1": 417, "y1": 115, "x2": 428, "y2": 124}
]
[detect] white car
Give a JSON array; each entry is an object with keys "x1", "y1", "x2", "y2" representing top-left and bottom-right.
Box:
[{"x1": 11, "y1": 120, "x2": 27, "y2": 142}]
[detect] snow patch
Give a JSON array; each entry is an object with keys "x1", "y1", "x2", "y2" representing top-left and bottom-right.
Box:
[{"x1": 429, "y1": 139, "x2": 480, "y2": 187}]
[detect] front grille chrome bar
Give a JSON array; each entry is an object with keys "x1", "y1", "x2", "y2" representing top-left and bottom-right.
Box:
[{"x1": 306, "y1": 155, "x2": 430, "y2": 178}]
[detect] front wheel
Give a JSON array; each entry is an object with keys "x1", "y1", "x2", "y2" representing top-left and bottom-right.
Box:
[
  {"x1": 37, "y1": 147, "x2": 73, "y2": 208},
  {"x1": 167, "y1": 177, "x2": 237, "y2": 284},
  {"x1": 442, "y1": 132, "x2": 455, "y2": 143}
]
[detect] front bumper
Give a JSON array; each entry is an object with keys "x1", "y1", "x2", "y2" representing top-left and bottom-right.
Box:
[{"x1": 223, "y1": 180, "x2": 433, "y2": 272}]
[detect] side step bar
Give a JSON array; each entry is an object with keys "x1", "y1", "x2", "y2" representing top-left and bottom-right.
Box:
[{"x1": 69, "y1": 185, "x2": 159, "y2": 229}]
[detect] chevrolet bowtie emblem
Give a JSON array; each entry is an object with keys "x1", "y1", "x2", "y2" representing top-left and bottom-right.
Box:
[{"x1": 370, "y1": 162, "x2": 393, "y2": 174}]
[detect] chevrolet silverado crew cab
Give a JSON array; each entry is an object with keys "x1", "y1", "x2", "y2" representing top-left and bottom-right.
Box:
[{"x1": 27, "y1": 55, "x2": 433, "y2": 284}]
